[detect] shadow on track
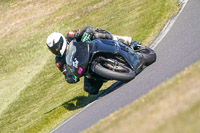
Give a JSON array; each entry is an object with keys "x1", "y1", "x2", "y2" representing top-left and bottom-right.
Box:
[
  {"x1": 62, "y1": 81, "x2": 124, "y2": 111},
  {"x1": 45, "y1": 81, "x2": 124, "y2": 114}
]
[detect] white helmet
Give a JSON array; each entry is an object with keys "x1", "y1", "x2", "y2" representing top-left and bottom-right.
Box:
[{"x1": 46, "y1": 32, "x2": 67, "y2": 57}]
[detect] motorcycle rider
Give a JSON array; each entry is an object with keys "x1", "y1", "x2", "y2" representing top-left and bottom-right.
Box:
[{"x1": 46, "y1": 26, "x2": 140, "y2": 95}]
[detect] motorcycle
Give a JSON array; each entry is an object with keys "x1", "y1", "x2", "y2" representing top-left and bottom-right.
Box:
[{"x1": 65, "y1": 39, "x2": 156, "y2": 82}]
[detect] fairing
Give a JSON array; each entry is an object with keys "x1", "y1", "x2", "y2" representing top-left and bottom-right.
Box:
[
  {"x1": 65, "y1": 41, "x2": 90, "y2": 77},
  {"x1": 65, "y1": 39, "x2": 144, "y2": 78},
  {"x1": 91, "y1": 39, "x2": 144, "y2": 70}
]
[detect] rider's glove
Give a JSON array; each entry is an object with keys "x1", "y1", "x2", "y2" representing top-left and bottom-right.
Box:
[{"x1": 63, "y1": 69, "x2": 80, "y2": 84}]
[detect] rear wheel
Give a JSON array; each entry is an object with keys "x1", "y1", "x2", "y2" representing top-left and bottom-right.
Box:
[
  {"x1": 91, "y1": 58, "x2": 135, "y2": 82},
  {"x1": 136, "y1": 45, "x2": 156, "y2": 66}
]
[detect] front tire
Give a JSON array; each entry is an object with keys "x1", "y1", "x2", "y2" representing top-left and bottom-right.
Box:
[{"x1": 91, "y1": 60, "x2": 135, "y2": 82}]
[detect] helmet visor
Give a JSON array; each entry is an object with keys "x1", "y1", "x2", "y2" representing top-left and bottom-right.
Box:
[{"x1": 48, "y1": 36, "x2": 64, "y2": 56}]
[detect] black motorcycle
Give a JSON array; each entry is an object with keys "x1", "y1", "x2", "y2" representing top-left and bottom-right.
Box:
[{"x1": 65, "y1": 39, "x2": 156, "y2": 82}]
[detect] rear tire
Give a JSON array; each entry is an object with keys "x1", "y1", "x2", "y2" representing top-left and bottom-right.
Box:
[
  {"x1": 137, "y1": 45, "x2": 156, "y2": 66},
  {"x1": 91, "y1": 60, "x2": 135, "y2": 82}
]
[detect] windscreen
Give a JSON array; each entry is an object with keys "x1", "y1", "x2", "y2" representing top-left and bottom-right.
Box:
[{"x1": 66, "y1": 41, "x2": 76, "y2": 67}]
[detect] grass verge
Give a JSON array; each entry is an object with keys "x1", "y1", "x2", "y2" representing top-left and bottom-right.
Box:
[
  {"x1": 83, "y1": 62, "x2": 200, "y2": 133},
  {"x1": 0, "y1": 0, "x2": 179, "y2": 132}
]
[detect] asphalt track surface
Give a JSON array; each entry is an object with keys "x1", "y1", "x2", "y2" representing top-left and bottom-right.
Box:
[{"x1": 52, "y1": 0, "x2": 200, "y2": 132}]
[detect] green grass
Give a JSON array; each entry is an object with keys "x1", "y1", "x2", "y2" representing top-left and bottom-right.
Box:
[
  {"x1": 0, "y1": 0, "x2": 180, "y2": 132},
  {"x1": 83, "y1": 62, "x2": 200, "y2": 133}
]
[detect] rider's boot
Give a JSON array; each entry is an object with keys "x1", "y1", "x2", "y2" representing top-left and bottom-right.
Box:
[
  {"x1": 112, "y1": 34, "x2": 132, "y2": 45},
  {"x1": 112, "y1": 35, "x2": 141, "y2": 49}
]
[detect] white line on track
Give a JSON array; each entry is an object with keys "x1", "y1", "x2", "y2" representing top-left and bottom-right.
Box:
[
  {"x1": 150, "y1": 0, "x2": 189, "y2": 49},
  {"x1": 51, "y1": 0, "x2": 189, "y2": 132}
]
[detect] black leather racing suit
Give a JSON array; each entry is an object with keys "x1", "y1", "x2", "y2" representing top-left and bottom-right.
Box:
[{"x1": 55, "y1": 26, "x2": 113, "y2": 95}]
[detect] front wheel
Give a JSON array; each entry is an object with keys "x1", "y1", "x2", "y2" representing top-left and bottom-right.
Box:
[{"x1": 91, "y1": 59, "x2": 135, "y2": 82}]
